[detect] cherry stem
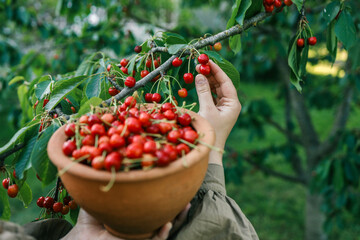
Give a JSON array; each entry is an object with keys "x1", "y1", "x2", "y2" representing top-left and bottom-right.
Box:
[
  {"x1": 197, "y1": 139, "x2": 224, "y2": 153},
  {"x1": 179, "y1": 138, "x2": 198, "y2": 150},
  {"x1": 58, "y1": 155, "x2": 90, "y2": 176},
  {"x1": 100, "y1": 166, "x2": 116, "y2": 192}
]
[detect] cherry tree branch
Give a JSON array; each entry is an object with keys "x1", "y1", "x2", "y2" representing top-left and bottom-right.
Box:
[
  {"x1": 0, "y1": 143, "x2": 25, "y2": 167},
  {"x1": 265, "y1": 117, "x2": 302, "y2": 144},
  {"x1": 104, "y1": 10, "x2": 277, "y2": 105}
]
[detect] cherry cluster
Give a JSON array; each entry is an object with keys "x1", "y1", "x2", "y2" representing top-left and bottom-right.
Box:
[
  {"x1": 2, "y1": 170, "x2": 19, "y2": 198},
  {"x1": 297, "y1": 36, "x2": 317, "y2": 48},
  {"x1": 263, "y1": 0, "x2": 292, "y2": 12},
  {"x1": 36, "y1": 195, "x2": 77, "y2": 215},
  {"x1": 62, "y1": 97, "x2": 199, "y2": 172}
]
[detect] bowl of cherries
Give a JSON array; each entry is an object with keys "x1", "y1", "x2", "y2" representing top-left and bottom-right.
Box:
[{"x1": 47, "y1": 96, "x2": 215, "y2": 239}]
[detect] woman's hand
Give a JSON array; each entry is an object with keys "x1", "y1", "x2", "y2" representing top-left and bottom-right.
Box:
[{"x1": 195, "y1": 60, "x2": 241, "y2": 165}]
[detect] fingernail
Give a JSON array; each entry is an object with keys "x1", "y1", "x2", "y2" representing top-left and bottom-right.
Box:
[{"x1": 196, "y1": 75, "x2": 206, "y2": 84}]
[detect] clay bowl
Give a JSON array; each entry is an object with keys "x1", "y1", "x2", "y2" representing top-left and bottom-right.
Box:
[{"x1": 47, "y1": 109, "x2": 215, "y2": 239}]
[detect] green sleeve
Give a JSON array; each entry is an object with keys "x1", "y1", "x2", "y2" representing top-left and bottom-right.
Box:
[{"x1": 170, "y1": 164, "x2": 259, "y2": 240}]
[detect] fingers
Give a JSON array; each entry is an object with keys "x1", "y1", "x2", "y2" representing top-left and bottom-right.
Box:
[
  {"x1": 195, "y1": 74, "x2": 216, "y2": 112},
  {"x1": 152, "y1": 222, "x2": 172, "y2": 240},
  {"x1": 172, "y1": 203, "x2": 191, "y2": 232}
]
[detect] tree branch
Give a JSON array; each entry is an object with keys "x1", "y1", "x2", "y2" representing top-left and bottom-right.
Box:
[
  {"x1": 265, "y1": 117, "x2": 302, "y2": 144},
  {"x1": 0, "y1": 143, "x2": 25, "y2": 167},
  {"x1": 242, "y1": 153, "x2": 306, "y2": 185},
  {"x1": 107, "y1": 75, "x2": 124, "y2": 92},
  {"x1": 105, "y1": 10, "x2": 277, "y2": 105}
]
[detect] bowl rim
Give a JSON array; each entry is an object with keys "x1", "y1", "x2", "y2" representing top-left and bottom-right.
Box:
[{"x1": 47, "y1": 109, "x2": 215, "y2": 183}]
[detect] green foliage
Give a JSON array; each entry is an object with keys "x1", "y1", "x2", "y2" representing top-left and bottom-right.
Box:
[{"x1": 0, "y1": 187, "x2": 11, "y2": 220}]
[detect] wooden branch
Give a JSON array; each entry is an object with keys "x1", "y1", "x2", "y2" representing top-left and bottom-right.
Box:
[
  {"x1": 242, "y1": 153, "x2": 306, "y2": 185},
  {"x1": 104, "y1": 10, "x2": 278, "y2": 105},
  {"x1": 0, "y1": 143, "x2": 25, "y2": 166},
  {"x1": 107, "y1": 75, "x2": 124, "y2": 92},
  {"x1": 265, "y1": 117, "x2": 302, "y2": 144}
]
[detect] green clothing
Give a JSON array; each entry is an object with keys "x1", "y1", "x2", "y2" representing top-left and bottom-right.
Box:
[{"x1": 7, "y1": 164, "x2": 258, "y2": 240}]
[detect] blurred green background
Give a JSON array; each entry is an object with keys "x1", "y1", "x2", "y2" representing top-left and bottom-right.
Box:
[{"x1": 0, "y1": 0, "x2": 359, "y2": 240}]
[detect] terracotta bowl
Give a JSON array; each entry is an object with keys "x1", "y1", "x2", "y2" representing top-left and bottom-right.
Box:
[{"x1": 47, "y1": 109, "x2": 215, "y2": 240}]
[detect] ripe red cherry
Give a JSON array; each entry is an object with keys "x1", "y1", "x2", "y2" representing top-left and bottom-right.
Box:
[
  {"x1": 13, "y1": 170, "x2": 17, "y2": 179},
  {"x1": 284, "y1": 0, "x2": 292, "y2": 6},
  {"x1": 176, "y1": 143, "x2": 190, "y2": 155},
  {"x1": 126, "y1": 117, "x2": 142, "y2": 133},
  {"x1": 265, "y1": 4, "x2": 274, "y2": 12},
  {"x1": 199, "y1": 64, "x2": 211, "y2": 75},
  {"x1": 109, "y1": 134, "x2": 126, "y2": 148},
  {"x1": 144, "y1": 141, "x2": 157, "y2": 154},
  {"x1": 139, "y1": 112, "x2": 151, "y2": 127},
  {"x1": 158, "y1": 122, "x2": 172, "y2": 134},
  {"x1": 107, "y1": 64, "x2": 112, "y2": 72},
  {"x1": 120, "y1": 58, "x2": 128, "y2": 67},
  {"x1": 141, "y1": 70, "x2": 149, "y2": 78},
  {"x1": 146, "y1": 59, "x2": 152, "y2": 68},
  {"x1": 167, "y1": 130, "x2": 182, "y2": 143},
  {"x1": 152, "y1": 93, "x2": 161, "y2": 103},
  {"x1": 92, "y1": 156, "x2": 105, "y2": 170},
  {"x1": 198, "y1": 54, "x2": 209, "y2": 64},
  {"x1": 134, "y1": 45, "x2": 142, "y2": 53},
  {"x1": 121, "y1": 66, "x2": 128, "y2": 75},
  {"x1": 178, "y1": 113, "x2": 192, "y2": 126},
  {"x1": 274, "y1": 0, "x2": 282, "y2": 7},
  {"x1": 308, "y1": 36, "x2": 317, "y2": 46},
  {"x1": 43, "y1": 99, "x2": 49, "y2": 108},
  {"x1": 172, "y1": 57, "x2": 183, "y2": 67},
  {"x1": 145, "y1": 93, "x2": 153, "y2": 102},
  {"x1": 161, "y1": 103, "x2": 174, "y2": 112},
  {"x1": 7, "y1": 184, "x2": 18, "y2": 198},
  {"x1": 104, "y1": 152, "x2": 122, "y2": 171},
  {"x1": 79, "y1": 115, "x2": 89, "y2": 124},
  {"x1": 101, "y1": 113, "x2": 115, "y2": 124},
  {"x1": 164, "y1": 110, "x2": 176, "y2": 120},
  {"x1": 43, "y1": 197, "x2": 54, "y2": 208},
  {"x1": 126, "y1": 143, "x2": 144, "y2": 158},
  {"x1": 156, "y1": 150, "x2": 171, "y2": 167},
  {"x1": 91, "y1": 123, "x2": 106, "y2": 136},
  {"x1": 297, "y1": 38, "x2": 305, "y2": 48},
  {"x1": 37, "y1": 196, "x2": 45, "y2": 207},
  {"x1": 214, "y1": 42, "x2": 222, "y2": 51},
  {"x1": 2, "y1": 178, "x2": 9, "y2": 189},
  {"x1": 163, "y1": 144, "x2": 178, "y2": 161},
  {"x1": 61, "y1": 205, "x2": 70, "y2": 215},
  {"x1": 264, "y1": 0, "x2": 275, "y2": 5},
  {"x1": 63, "y1": 196, "x2": 71, "y2": 205},
  {"x1": 82, "y1": 135, "x2": 95, "y2": 146},
  {"x1": 146, "y1": 124, "x2": 160, "y2": 134},
  {"x1": 178, "y1": 88, "x2": 188, "y2": 98},
  {"x1": 153, "y1": 59, "x2": 160, "y2": 68},
  {"x1": 108, "y1": 87, "x2": 119, "y2": 96},
  {"x1": 69, "y1": 200, "x2": 78, "y2": 210},
  {"x1": 125, "y1": 76, "x2": 136, "y2": 88},
  {"x1": 88, "y1": 114, "x2": 101, "y2": 126},
  {"x1": 62, "y1": 140, "x2": 77, "y2": 156},
  {"x1": 183, "y1": 73, "x2": 194, "y2": 84},
  {"x1": 53, "y1": 202, "x2": 63, "y2": 213},
  {"x1": 124, "y1": 96, "x2": 137, "y2": 108},
  {"x1": 71, "y1": 106, "x2": 76, "y2": 113},
  {"x1": 64, "y1": 123, "x2": 76, "y2": 137},
  {"x1": 34, "y1": 100, "x2": 39, "y2": 109},
  {"x1": 183, "y1": 130, "x2": 198, "y2": 144}
]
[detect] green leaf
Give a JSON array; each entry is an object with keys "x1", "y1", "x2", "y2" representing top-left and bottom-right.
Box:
[
  {"x1": 245, "y1": 0, "x2": 262, "y2": 19},
  {"x1": 348, "y1": 40, "x2": 360, "y2": 71},
  {"x1": 75, "y1": 53, "x2": 97, "y2": 76},
  {"x1": 9, "y1": 76, "x2": 25, "y2": 85},
  {"x1": 287, "y1": 36, "x2": 302, "y2": 92},
  {"x1": 45, "y1": 76, "x2": 88, "y2": 111},
  {"x1": 167, "y1": 44, "x2": 187, "y2": 55},
  {"x1": 334, "y1": 10, "x2": 357, "y2": 50},
  {"x1": 203, "y1": 50, "x2": 224, "y2": 63},
  {"x1": 235, "y1": 0, "x2": 252, "y2": 26},
  {"x1": 17, "y1": 181, "x2": 32, "y2": 207},
  {"x1": 85, "y1": 74, "x2": 102, "y2": 99},
  {"x1": 226, "y1": 0, "x2": 241, "y2": 29},
  {"x1": 229, "y1": 35, "x2": 242, "y2": 54},
  {"x1": 35, "y1": 80, "x2": 52, "y2": 100},
  {"x1": 322, "y1": 1, "x2": 340, "y2": 23},
  {"x1": 15, "y1": 135, "x2": 37, "y2": 179},
  {"x1": 333, "y1": 159, "x2": 344, "y2": 192},
  {"x1": 30, "y1": 123, "x2": 60, "y2": 185},
  {"x1": 127, "y1": 57, "x2": 136, "y2": 73},
  {"x1": 17, "y1": 84, "x2": 32, "y2": 121},
  {"x1": 0, "y1": 188, "x2": 11, "y2": 220},
  {"x1": 163, "y1": 32, "x2": 187, "y2": 45},
  {"x1": 292, "y1": 0, "x2": 304, "y2": 13},
  {"x1": 326, "y1": 20, "x2": 338, "y2": 62},
  {"x1": 0, "y1": 125, "x2": 36, "y2": 156},
  {"x1": 214, "y1": 58, "x2": 240, "y2": 90},
  {"x1": 75, "y1": 97, "x2": 103, "y2": 117}
]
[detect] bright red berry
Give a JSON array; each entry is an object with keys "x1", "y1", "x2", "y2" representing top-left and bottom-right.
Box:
[
  {"x1": 126, "y1": 117, "x2": 142, "y2": 133},
  {"x1": 198, "y1": 54, "x2": 209, "y2": 64},
  {"x1": 141, "y1": 70, "x2": 150, "y2": 78},
  {"x1": 265, "y1": 4, "x2": 274, "y2": 12},
  {"x1": 134, "y1": 45, "x2": 142, "y2": 53},
  {"x1": 101, "y1": 113, "x2": 115, "y2": 124},
  {"x1": 152, "y1": 93, "x2": 161, "y2": 103},
  {"x1": 88, "y1": 114, "x2": 101, "y2": 126},
  {"x1": 126, "y1": 143, "x2": 143, "y2": 159},
  {"x1": 145, "y1": 93, "x2": 153, "y2": 102},
  {"x1": 91, "y1": 123, "x2": 106, "y2": 136},
  {"x1": 62, "y1": 140, "x2": 77, "y2": 156},
  {"x1": 37, "y1": 196, "x2": 45, "y2": 207},
  {"x1": 167, "y1": 130, "x2": 182, "y2": 143},
  {"x1": 44, "y1": 197, "x2": 54, "y2": 209},
  {"x1": 297, "y1": 38, "x2": 305, "y2": 48},
  {"x1": 178, "y1": 113, "x2": 192, "y2": 126},
  {"x1": 64, "y1": 123, "x2": 76, "y2": 137},
  {"x1": 156, "y1": 150, "x2": 171, "y2": 167},
  {"x1": 163, "y1": 110, "x2": 176, "y2": 120},
  {"x1": 144, "y1": 141, "x2": 157, "y2": 154},
  {"x1": 172, "y1": 57, "x2": 183, "y2": 67},
  {"x1": 265, "y1": 0, "x2": 275, "y2": 5},
  {"x1": 182, "y1": 130, "x2": 198, "y2": 144},
  {"x1": 308, "y1": 36, "x2": 317, "y2": 46},
  {"x1": 199, "y1": 64, "x2": 211, "y2": 75},
  {"x1": 109, "y1": 134, "x2": 126, "y2": 148},
  {"x1": 79, "y1": 115, "x2": 89, "y2": 124},
  {"x1": 53, "y1": 202, "x2": 63, "y2": 213},
  {"x1": 178, "y1": 88, "x2": 188, "y2": 98},
  {"x1": 68, "y1": 200, "x2": 78, "y2": 210},
  {"x1": 274, "y1": 0, "x2": 282, "y2": 8},
  {"x1": 125, "y1": 76, "x2": 136, "y2": 88},
  {"x1": 107, "y1": 64, "x2": 112, "y2": 72},
  {"x1": 214, "y1": 42, "x2": 222, "y2": 51},
  {"x1": 43, "y1": 99, "x2": 49, "y2": 108},
  {"x1": 2, "y1": 178, "x2": 9, "y2": 189},
  {"x1": 139, "y1": 112, "x2": 151, "y2": 127},
  {"x1": 161, "y1": 103, "x2": 174, "y2": 112},
  {"x1": 176, "y1": 143, "x2": 190, "y2": 155},
  {"x1": 146, "y1": 59, "x2": 152, "y2": 68},
  {"x1": 7, "y1": 184, "x2": 18, "y2": 198},
  {"x1": 104, "y1": 152, "x2": 122, "y2": 171},
  {"x1": 71, "y1": 106, "x2": 76, "y2": 113},
  {"x1": 153, "y1": 59, "x2": 160, "y2": 68},
  {"x1": 121, "y1": 66, "x2": 129, "y2": 75},
  {"x1": 124, "y1": 96, "x2": 137, "y2": 108},
  {"x1": 120, "y1": 58, "x2": 128, "y2": 67},
  {"x1": 183, "y1": 73, "x2": 194, "y2": 84},
  {"x1": 109, "y1": 87, "x2": 119, "y2": 96},
  {"x1": 284, "y1": 0, "x2": 292, "y2": 6},
  {"x1": 82, "y1": 135, "x2": 95, "y2": 146},
  {"x1": 61, "y1": 205, "x2": 70, "y2": 215}
]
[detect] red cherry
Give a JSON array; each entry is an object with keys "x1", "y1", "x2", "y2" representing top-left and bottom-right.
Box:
[
  {"x1": 13, "y1": 170, "x2": 17, "y2": 179},
  {"x1": 92, "y1": 156, "x2": 105, "y2": 170},
  {"x1": 120, "y1": 58, "x2": 128, "y2": 67},
  {"x1": 161, "y1": 103, "x2": 174, "y2": 112},
  {"x1": 197, "y1": 54, "x2": 209, "y2": 64},
  {"x1": 7, "y1": 184, "x2": 18, "y2": 198},
  {"x1": 80, "y1": 125, "x2": 91, "y2": 136},
  {"x1": 274, "y1": 0, "x2": 282, "y2": 8},
  {"x1": 91, "y1": 123, "x2": 106, "y2": 136},
  {"x1": 79, "y1": 115, "x2": 89, "y2": 124},
  {"x1": 53, "y1": 202, "x2": 63, "y2": 213},
  {"x1": 152, "y1": 93, "x2": 161, "y2": 103},
  {"x1": 61, "y1": 205, "x2": 70, "y2": 215},
  {"x1": 107, "y1": 64, "x2": 112, "y2": 72},
  {"x1": 134, "y1": 45, "x2": 142, "y2": 53},
  {"x1": 182, "y1": 130, "x2": 198, "y2": 144},
  {"x1": 116, "y1": 124, "x2": 130, "y2": 138},
  {"x1": 101, "y1": 113, "x2": 115, "y2": 124},
  {"x1": 172, "y1": 57, "x2": 183, "y2": 67},
  {"x1": 152, "y1": 112, "x2": 165, "y2": 120},
  {"x1": 99, "y1": 142, "x2": 112, "y2": 153},
  {"x1": 156, "y1": 150, "x2": 171, "y2": 167},
  {"x1": 71, "y1": 106, "x2": 76, "y2": 113},
  {"x1": 139, "y1": 112, "x2": 151, "y2": 127},
  {"x1": 264, "y1": 0, "x2": 275, "y2": 5},
  {"x1": 178, "y1": 113, "x2": 192, "y2": 126},
  {"x1": 37, "y1": 196, "x2": 45, "y2": 207},
  {"x1": 146, "y1": 59, "x2": 152, "y2": 68},
  {"x1": 178, "y1": 88, "x2": 188, "y2": 98},
  {"x1": 158, "y1": 122, "x2": 172, "y2": 134},
  {"x1": 109, "y1": 134, "x2": 126, "y2": 148},
  {"x1": 145, "y1": 93, "x2": 153, "y2": 102},
  {"x1": 62, "y1": 140, "x2": 77, "y2": 156},
  {"x1": 284, "y1": 0, "x2": 292, "y2": 6},
  {"x1": 128, "y1": 107, "x2": 140, "y2": 118},
  {"x1": 104, "y1": 152, "x2": 122, "y2": 171},
  {"x1": 124, "y1": 96, "x2": 137, "y2": 108},
  {"x1": 146, "y1": 124, "x2": 160, "y2": 134},
  {"x1": 308, "y1": 36, "x2": 317, "y2": 46},
  {"x1": 163, "y1": 110, "x2": 176, "y2": 120},
  {"x1": 63, "y1": 196, "x2": 71, "y2": 205},
  {"x1": 199, "y1": 64, "x2": 211, "y2": 75},
  {"x1": 176, "y1": 143, "x2": 190, "y2": 155},
  {"x1": 153, "y1": 59, "x2": 160, "y2": 68},
  {"x1": 43, "y1": 99, "x2": 49, "y2": 108},
  {"x1": 126, "y1": 143, "x2": 143, "y2": 159},
  {"x1": 34, "y1": 100, "x2": 39, "y2": 109},
  {"x1": 163, "y1": 144, "x2": 178, "y2": 161},
  {"x1": 88, "y1": 114, "x2": 101, "y2": 126},
  {"x1": 69, "y1": 200, "x2": 78, "y2": 210},
  {"x1": 65, "y1": 123, "x2": 76, "y2": 137},
  {"x1": 126, "y1": 117, "x2": 142, "y2": 133},
  {"x1": 108, "y1": 87, "x2": 119, "y2": 96},
  {"x1": 183, "y1": 73, "x2": 194, "y2": 84},
  {"x1": 297, "y1": 38, "x2": 305, "y2": 48},
  {"x1": 141, "y1": 70, "x2": 150, "y2": 78},
  {"x1": 144, "y1": 141, "x2": 157, "y2": 154},
  {"x1": 43, "y1": 197, "x2": 54, "y2": 209},
  {"x1": 214, "y1": 42, "x2": 222, "y2": 51},
  {"x1": 125, "y1": 76, "x2": 136, "y2": 88},
  {"x1": 132, "y1": 135, "x2": 146, "y2": 145},
  {"x1": 265, "y1": 4, "x2": 274, "y2": 12},
  {"x1": 167, "y1": 130, "x2": 182, "y2": 143},
  {"x1": 2, "y1": 178, "x2": 9, "y2": 189},
  {"x1": 82, "y1": 135, "x2": 95, "y2": 146},
  {"x1": 121, "y1": 66, "x2": 129, "y2": 75}
]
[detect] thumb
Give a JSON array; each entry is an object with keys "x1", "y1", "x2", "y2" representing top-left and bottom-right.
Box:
[
  {"x1": 195, "y1": 74, "x2": 215, "y2": 112},
  {"x1": 152, "y1": 222, "x2": 172, "y2": 240}
]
